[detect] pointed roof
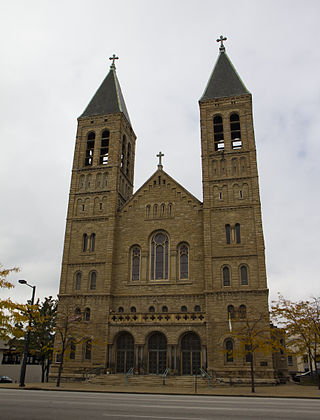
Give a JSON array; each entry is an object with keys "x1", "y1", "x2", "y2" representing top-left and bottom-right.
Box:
[
  {"x1": 80, "y1": 65, "x2": 131, "y2": 123},
  {"x1": 200, "y1": 48, "x2": 250, "y2": 101}
]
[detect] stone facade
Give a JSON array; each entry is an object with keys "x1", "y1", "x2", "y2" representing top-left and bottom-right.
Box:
[{"x1": 51, "y1": 45, "x2": 274, "y2": 381}]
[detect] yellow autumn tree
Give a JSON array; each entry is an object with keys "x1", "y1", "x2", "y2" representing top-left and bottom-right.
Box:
[
  {"x1": 271, "y1": 294, "x2": 320, "y2": 388},
  {"x1": 0, "y1": 264, "x2": 24, "y2": 340}
]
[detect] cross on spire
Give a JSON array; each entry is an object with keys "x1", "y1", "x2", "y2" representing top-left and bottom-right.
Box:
[
  {"x1": 109, "y1": 54, "x2": 119, "y2": 69},
  {"x1": 216, "y1": 35, "x2": 227, "y2": 52},
  {"x1": 156, "y1": 151, "x2": 164, "y2": 169}
]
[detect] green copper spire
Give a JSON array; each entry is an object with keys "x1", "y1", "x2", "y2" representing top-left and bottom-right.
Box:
[
  {"x1": 80, "y1": 55, "x2": 131, "y2": 123},
  {"x1": 200, "y1": 37, "x2": 250, "y2": 101}
]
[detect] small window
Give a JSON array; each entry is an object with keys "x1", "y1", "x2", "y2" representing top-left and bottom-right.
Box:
[
  {"x1": 126, "y1": 143, "x2": 131, "y2": 176},
  {"x1": 194, "y1": 305, "x2": 201, "y2": 312},
  {"x1": 225, "y1": 224, "x2": 231, "y2": 244},
  {"x1": 223, "y1": 266, "x2": 230, "y2": 286},
  {"x1": 84, "y1": 308, "x2": 90, "y2": 321},
  {"x1": 149, "y1": 306, "x2": 155, "y2": 313},
  {"x1": 100, "y1": 130, "x2": 109, "y2": 164},
  {"x1": 213, "y1": 115, "x2": 224, "y2": 151},
  {"x1": 153, "y1": 204, "x2": 158, "y2": 218},
  {"x1": 181, "y1": 305, "x2": 187, "y2": 313},
  {"x1": 227, "y1": 305, "x2": 235, "y2": 319},
  {"x1": 162, "y1": 306, "x2": 168, "y2": 313},
  {"x1": 85, "y1": 132, "x2": 95, "y2": 166},
  {"x1": 235, "y1": 223, "x2": 241, "y2": 244},
  {"x1": 131, "y1": 246, "x2": 141, "y2": 281},
  {"x1": 179, "y1": 243, "x2": 189, "y2": 279},
  {"x1": 82, "y1": 234, "x2": 88, "y2": 252},
  {"x1": 75, "y1": 307, "x2": 81, "y2": 320},
  {"x1": 90, "y1": 233, "x2": 96, "y2": 252},
  {"x1": 85, "y1": 339, "x2": 92, "y2": 360},
  {"x1": 90, "y1": 272, "x2": 97, "y2": 290},
  {"x1": 121, "y1": 135, "x2": 126, "y2": 169},
  {"x1": 69, "y1": 339, "x2": 76, "y2": 360},
  {"x1": 239, "y1": 304, "x2": 246, "y2": 319},
  {"x1": 118, "y1": 307, "x2": 124, "y2": 313},
  {"x1": 75, "y1": 272, "x2": 82, "y2": 290},
  {"x1": 245, "y1": 344, "x2": 253, "y2": 363},
  {"x1": 288, "y1": 355, "x2": 293, "y2": 366},
  {"x1": 240, "y1": 265, "x2": 248, "y2": 285},
  {"x1": 146, "y1": 205, "x2": 151, "y2": 218},
  {"x1": 225, "y1": 339, "x2": 234, "y2": 362},
  {"x1": 130, "y1": 306, "x2": 136, "y2": 313},
  {"x1": 161, "y1": 203, "x2": 165, "y2": 216}
]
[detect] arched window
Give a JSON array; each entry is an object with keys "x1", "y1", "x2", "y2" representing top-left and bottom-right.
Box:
[
  {"x1": 118, "y1": 307, "x2": 124, "y2": 313},
  {"x1": 130, "y1": 306, "x2": 136, "y2": 313},
  {"x1": 168, "y1": 203, "x2": 172, "y2": 216},
  {"x1": 239, "y1": 304, "x2": 246, "y2": 319},
  {"x1": 82, "y1": 234, "x2": 88, "y2": 252},
  {"x1": 151, "y1": 232, "x2": 169, "y2": 280},
  {"x1": 75, "y1": 307, "x2": 81, "y2": 319},
  {"x1": 84, "y1": 307, "x2": 91, "y2": 321},
  {"x1": 90, "y1": 272, "x2": 96, "y2": 290},
  {"x1": 84, "y1": 339, "x2": 92, "y2": 360},
  {"x1": 131, "y1": 246, "x2": 141, "y2": 281},
  {"x1": 161, "y1": 203, "x2": 165, "y2": 216},
  {"x1": 121, "y1": 135, "x2": 126, "y2": 169},
  {"x1": 179, "y1": 243, "x2": 189, "y2": 279},
  {"x1": 240, "y1": 265, "x2": 248, "y2": 285},
  {"x1": 223, "y1": 266, "x2": 230, "y2": 286},
  {"x1": 235, "y1": 223, "x2": 241, "y2": 244},
  {"x1": 85, "y1": 132, "x2": 95, "y2": 166},
  {"x1": 230, "y1": 113, "x2": 242, "y2": 149},
  {"x1": 227, "y1": 305, "x2": 235, "y2": 320},
  {"x1": 225, "y1": 224, "x2": 231, "y2": 244},
  {"x1": 225, "y1": 339, "x2": 234, "y2": 362},
  {"x1": 213, "y1": 115, "x2": 224, "y2": 151},
  {"x1": 75, "y1": 272, "x2": 82, "y2": 290},
  {"x1": 70, "y1": 339, "x2": 76, "y2": 360},
  {"x1": 181, "y1": 305, "x2": 187, "y2": 313},
  {"x1": 194, "y1": 305, "x2": 201, "y2": 312},
  {"x1": 100, "y1": 130, "x2": 109, "y2": 164},
  {"x1": 153, "y1": 204, "x2": 158, "y2": 218},
  {"x1": 126, "y1": 143, "x2": 131, "y2": 176},
  {"x1": 146, "y1": 205, "x2": 151, "y2": 218},
  {"x1": 149, "y1": 306, "x2": 155, "y2": 313},
  {"x1": 162, "y1": 306, "x2": 168, "y2": 313},
  {"x1": 90, "y1": 233, "x2": 95, "y2": 252}
]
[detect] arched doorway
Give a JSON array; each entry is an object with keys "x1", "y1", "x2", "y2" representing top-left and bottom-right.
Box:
[
  {"x1": 116, "y1": 332, "x2": 134, "y2": 373},
  {"x1": 148, "y1": 332, "x2": 167, "y2": 374},
  {"x1": 181, "y1": 332, "x2": 201, "y2": 375}
]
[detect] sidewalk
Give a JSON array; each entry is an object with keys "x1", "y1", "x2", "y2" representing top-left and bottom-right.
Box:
[{"x1": 1, "y1": 381, "x2": 320, "y2": 399}]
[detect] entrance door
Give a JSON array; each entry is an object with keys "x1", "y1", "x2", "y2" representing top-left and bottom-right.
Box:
[
  {"x1": 116, "y1": 332, "x2": 134, "y2": 373},
  {"x1": 148, "y1": 332, "x2": 167, "y2": 374},
  {"x1": 181, "y1": 332, "x2": 201, "y2": 375}
]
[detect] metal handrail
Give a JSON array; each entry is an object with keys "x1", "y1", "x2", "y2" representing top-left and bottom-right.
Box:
[
  {"x1": 162, "y1": 368, "x2": 170, "y2": 385},
  {"x1": 83, "y1": 366, "x2": 105, "y2": 381},
  {"x1": 199, "y1": 367, "x2": 212, "y2": 387},
  {"x1": 126, "y1": 367, "x2": 134, "y2": 384}
]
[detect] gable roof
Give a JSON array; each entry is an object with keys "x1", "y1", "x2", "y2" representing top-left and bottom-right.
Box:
[
  {"x1": 80, "y1": 66, "x2": 131, "y2": 123},
  {"x1": 120, "y1": 168, "x2": 202, "y2": 213},
  {"x1": 200, "y1": 50, "x2": 250, "y2": 101}
]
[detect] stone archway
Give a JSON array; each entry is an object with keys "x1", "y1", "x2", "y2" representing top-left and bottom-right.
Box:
[
  {"x1": 116, "y1": 332, "x2": 134, "y2": 373},
  {"x1": 181, "y1": 332, "x2": 201, "y2": 375},
  {"x1": 148, "y1": 332, "x2": 167, "y2": 374}
]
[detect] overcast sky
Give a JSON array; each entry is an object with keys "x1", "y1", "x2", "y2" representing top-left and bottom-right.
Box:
[{"x1": 1, "y1": 0, "x2": 319, "y2": 306}]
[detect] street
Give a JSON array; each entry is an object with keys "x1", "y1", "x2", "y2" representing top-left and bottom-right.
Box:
[{"x1": 1, "y1": 389, "x2": 320, "y2": 419}]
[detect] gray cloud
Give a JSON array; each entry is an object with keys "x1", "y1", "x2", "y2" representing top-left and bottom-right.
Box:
[{"x1": 1, "y1": 0, "x2": 319, "y2": 304}]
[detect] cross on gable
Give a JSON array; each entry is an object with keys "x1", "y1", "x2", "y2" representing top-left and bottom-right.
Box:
[
  {"x1": 216, "y1": 35, "x2": 227, "y2": 52},
  {"x1": 156, "y1": 151, "x2": 164, "y2": 168},
  {"x1": 109, "y1": 54, "x2": 119, "y2": 68}
]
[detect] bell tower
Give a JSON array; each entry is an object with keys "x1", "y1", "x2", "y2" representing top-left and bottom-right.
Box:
[
  {"x1": 53, "y1": 56, "x2": 137, "y2": 371},
  {"x1": 200, "y1": 37, "x2": 271, "y2": 375}
]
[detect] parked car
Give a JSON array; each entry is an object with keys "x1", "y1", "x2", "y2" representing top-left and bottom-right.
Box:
[{"x1": 0, "y1": 375, "x2": 13, "y2": 383}]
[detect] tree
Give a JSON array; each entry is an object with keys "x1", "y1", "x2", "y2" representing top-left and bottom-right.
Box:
[
  {"x1": 271, "y1": 295, "x2": 320, "y2": 388},
  {"x1": 0, "y1": 264, "x2": 21, "y2": 340},
  {"x1": 54, "y1": 302, "x2": 83, "y2": 387},
  {"x1": 231, "y1": 313, "x2": 274, "y2": 393}
]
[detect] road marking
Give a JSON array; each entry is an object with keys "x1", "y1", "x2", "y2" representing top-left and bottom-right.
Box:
[{"x1": 103, "y1": 415, "x2": 204, "y2": 420}]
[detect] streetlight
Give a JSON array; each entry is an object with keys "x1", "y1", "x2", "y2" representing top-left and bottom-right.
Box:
[{"x1": 18, "y1": 279, "x2": 36, "y2": 387}]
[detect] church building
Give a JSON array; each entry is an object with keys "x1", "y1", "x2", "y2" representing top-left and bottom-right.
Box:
[{"x1": 52, "y1": 38, "x2": 273, "y2": 381}]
